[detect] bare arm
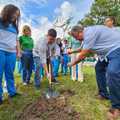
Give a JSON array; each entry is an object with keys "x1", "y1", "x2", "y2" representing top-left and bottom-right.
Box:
[
  {"x1": 68, "y1": 49, "x2": 93, "y2": 67},
  {"x1": 68, "y1": 48, "x2": 81, "y2": 54},
  {"x1": 43, "y1": 63, "x2": 49, "y2": 75},
  {"x1": 16, "y1": 40, "x2": 21, "y2": 58}
]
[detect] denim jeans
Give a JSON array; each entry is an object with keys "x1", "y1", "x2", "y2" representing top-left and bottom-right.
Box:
[
  {"x1": 62, "y1": 54, "x2": 69, "y2": 75},
  {"x1": 95, "y1": 59, "x2": 109, "y2": 98},
  {"x1": 107, "y1": 48, "x2": 120, "y2": 109},
  {"x1": 33, "y1": 57, "x2": 42, "y2": 87},
  {"x1": 51, "y1": 56, "x2": 60, "y2": 77},
  {"x1": 21, "y1": 50, "x2": 33, "y2": 83}
]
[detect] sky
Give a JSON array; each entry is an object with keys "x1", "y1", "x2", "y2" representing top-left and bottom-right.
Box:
[{"x1": 0, "y1": 0, "x2": 94, "y2": 40}]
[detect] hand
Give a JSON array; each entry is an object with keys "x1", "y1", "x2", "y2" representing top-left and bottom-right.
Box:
[
  {"x1": 17, "y1": 52, "x2": 21, "y2": 59},
  {"x1": 67, "y1": 51, "x2": 72, "y2": 55},
  {"x1": 67, "y1": 49, "x2": 72, "y2": 54},
  {"x1": 67, "y1": 62, "x2": 73, "y2": 67},
  {"x1": 47, "y1": 73, "x2": 51, "y2": 84}
]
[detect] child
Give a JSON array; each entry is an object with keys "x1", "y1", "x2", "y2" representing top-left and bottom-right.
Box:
[
  {"x1": 19, "y1": 25, "x2": 34, "y2": 85},
  {"x1": 0, "y1": 4, "x2": 21, "y2": 104},
  {"x1": 62, "y1": 39, "x2": 69, "y2": 75}
]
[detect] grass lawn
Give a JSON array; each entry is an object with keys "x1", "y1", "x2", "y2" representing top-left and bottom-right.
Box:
[{"x1": 0, "y1": 66, "x2": 117, "y2": 120}]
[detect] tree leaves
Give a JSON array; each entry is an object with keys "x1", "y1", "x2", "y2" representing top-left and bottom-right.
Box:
[{"x1": 79, "y1": 0, "x2": 120, "y2": 26}]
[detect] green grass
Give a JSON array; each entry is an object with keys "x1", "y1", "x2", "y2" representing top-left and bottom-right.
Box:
[{"x1": 0, "y1": 66, "x2": 115, "y2": 120}]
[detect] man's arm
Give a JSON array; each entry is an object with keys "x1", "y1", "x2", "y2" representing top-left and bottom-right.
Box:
[
  {"x1": 68, "y1": 48, "x2": 81, "y2": 54},
  {"x1": 68, "y1": 49, "x2": 93, "y2": 67}
]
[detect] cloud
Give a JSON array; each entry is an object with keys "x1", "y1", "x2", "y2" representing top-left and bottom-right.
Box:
[{"x1": 55, "y1": 1, "x2": 75, "y2": 20}]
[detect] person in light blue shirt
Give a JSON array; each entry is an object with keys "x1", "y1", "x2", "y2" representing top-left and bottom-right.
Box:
[
  {"x1": 0, "y1": 4, "x2": 21, "y2": 104},
  {"x1": 95, "y1": 17, "x2": 118, "y2": 100},
  {"x1": 68, "y1": 25, "x2": 120, "y2": 119}
]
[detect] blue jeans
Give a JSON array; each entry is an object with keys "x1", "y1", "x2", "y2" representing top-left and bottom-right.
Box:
[
  {"x1": 33, "y1": 57, "x2": 42, "y2": 87},
  {"x1": 21, "y1": 50, "x2": 33, "y2": 83},
  {"x1": 0, "y1": 50, "x2": 17, "y2": 99},
  {"x1": 62, "y1": 54, "x2": 69, "y2": 75},
  {"x1": 17, "y1": 60, "x2": 22, "y2": 74},
  {"x1": 51, "y1": 56, "x2": 60, "y2": 77},
  {"x1": 107, "y1": 48, "x2": 120, "y2": 109},
  {"x1": 95, "y1": 59, "x2": 109, "y2": 98},
  {"x1": 40, "y1": 66, "x2": 44, "y2": 78}
]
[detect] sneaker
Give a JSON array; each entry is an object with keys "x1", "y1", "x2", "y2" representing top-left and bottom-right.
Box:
[
  {"x1": 9, "y1": 93, "x2": 21, "y2": 98},
  {"x1": 23, "y1": 82, "x2": 27, "y2": 86},
  {"x1": 52, "y1": 78, "x2": 59, "y2": 84}
]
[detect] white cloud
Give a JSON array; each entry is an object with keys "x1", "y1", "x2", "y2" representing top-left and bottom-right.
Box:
[
  {"x1": 61, "y1": 1, "x2": 74, "y2": 18},
  {"x1": 55, "y1": 1, "x2": 75, "y2": 20},
  {"x1": 40, "y1": 16, "x2": 49, "y2": 25}
]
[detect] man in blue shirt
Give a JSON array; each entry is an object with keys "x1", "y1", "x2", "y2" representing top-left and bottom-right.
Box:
[
  {"x1": 68, "y1": 25, "x2": 120, "y2": 119},
  {"x1": 95, "y1": 17, "x2": 116, "y2": 100}
]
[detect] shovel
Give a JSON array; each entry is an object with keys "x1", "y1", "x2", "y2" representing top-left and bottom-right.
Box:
[{"x1": 44, "y1": 63, "x2": 60, "y2": 99}]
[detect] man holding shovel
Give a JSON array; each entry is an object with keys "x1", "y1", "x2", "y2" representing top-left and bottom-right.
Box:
[
  {"x1": 33, "y1": 29, "x2": 59, "y2": 98},
  {"x1": 68, "y1": 25, "x2": 120, "y2": 120}
]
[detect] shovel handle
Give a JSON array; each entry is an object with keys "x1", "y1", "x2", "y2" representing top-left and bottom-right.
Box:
[{"x1": 48, "y1": 63, "x2": 52, "y2": 85}]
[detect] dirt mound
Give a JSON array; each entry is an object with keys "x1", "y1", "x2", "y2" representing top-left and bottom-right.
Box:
[{"x1": 16, "y1": 89, "x2": 80, "y2": 120}]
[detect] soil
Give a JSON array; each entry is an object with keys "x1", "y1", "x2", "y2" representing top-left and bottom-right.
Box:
[{"x1": 16, "y1": 89, "x2": 81, "y2": 120}]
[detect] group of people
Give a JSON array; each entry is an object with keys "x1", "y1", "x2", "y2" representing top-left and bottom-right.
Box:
[
  {"x1": 18, "y1": 26, "x2": 77, "y2": 87},
  {"x1": 0, "y1": 4, "x2": 120, "y2": 120},
  {"x1": 0, "y1": 4, "x2": 83, "y2": 100}
]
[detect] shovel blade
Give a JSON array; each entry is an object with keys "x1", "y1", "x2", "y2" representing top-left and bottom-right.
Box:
[{"x1": 45, "y1": 88, "x2": 60, "y2": 99}]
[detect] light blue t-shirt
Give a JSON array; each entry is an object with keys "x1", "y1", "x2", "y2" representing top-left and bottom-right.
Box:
[
  {"x1": 0, "y1": 20, "x2": 18, "y2": 53},
  {"x1": 83, "y1": 25, "x2": 120, "y2": 60}
]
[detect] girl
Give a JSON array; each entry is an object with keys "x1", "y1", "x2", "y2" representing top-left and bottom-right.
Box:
[
  {"x1": 0, "y1": 4, "x2": 21, "y2": 104},
  {"x1": 19, "y1": 25, "x2": 34, "y2": 85},
  {"x1": 62, "y1": 39, "x2": 69, "y2": 75}
]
